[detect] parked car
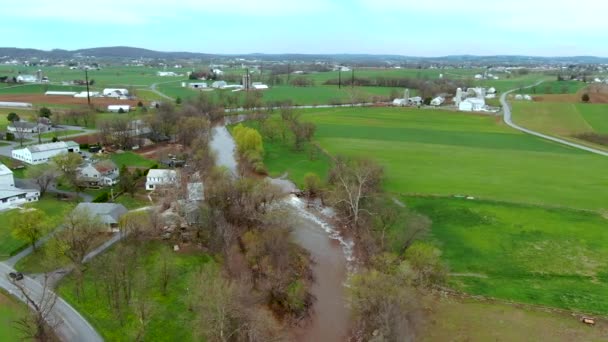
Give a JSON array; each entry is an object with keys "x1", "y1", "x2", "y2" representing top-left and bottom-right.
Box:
[{"x1": 9, "y1": 272, "x2": 24, "y2": 281}]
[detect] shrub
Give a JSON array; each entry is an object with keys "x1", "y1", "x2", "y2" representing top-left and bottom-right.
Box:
[
  {"x1": 6, "y1": 132, "x2": 15, "y2": 141},
  {"x1": 80, "y1": 143, "x2": 90, "y2": 150},
  {"x1": 93, "y1": 192, "x2": 110, "y2": 203},
  {"x1": 582, "y1": 93, "x2": 590, "y2": 103}
]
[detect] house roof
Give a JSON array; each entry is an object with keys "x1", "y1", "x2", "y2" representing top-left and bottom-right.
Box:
[
  {"x1": 0, "y1": 162, "x2": 12, "y2": 177},
  {"x1": 93, "y1": 160, "x2": 117, "y2": 174},
  {"x1": 9, "y1": 121, "x2": 38, "y2": 129},
  {"x1": 74, "y1": 203, "x2": 128, "y2": 225},
  {"x1": 22, "y1": 141, "x2": 79, "y2": 153},
  {"x1": 147, "y1": 169, "x2": 177, "y2": 179}
]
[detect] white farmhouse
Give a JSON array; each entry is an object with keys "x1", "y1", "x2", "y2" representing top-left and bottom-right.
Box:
[
  {"x1": 11, "y1": 141, "x2": 80, "y2": 165},
  {"x1": 103, "y1": 88, "x2": 129, "y2": 98},
  {"x1": 0, "y1": 162, "x2": 39, "y2": 211},
  {"x1": 107, "y1": 105, "x2": 131, "y2": 113},
  {"x1": 458, "y1": 98, "x2": 486, "y2": 112},
  {"x1": 16, "y1": 75, "x2": 38, "y2": 83},
  {"x1": 146, "y1": 169, "x2": 178, "y2": 190},
  {"x1": 78, "y1": 160, "x2": 119, "y2": 186},
  {"x1": 7, "y1": 121, "x2": 50, "y2": 135}
]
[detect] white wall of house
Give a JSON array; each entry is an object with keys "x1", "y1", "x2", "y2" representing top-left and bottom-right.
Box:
[{"x1": 146, "y1": 170, "x2": 177, "y2": 190}]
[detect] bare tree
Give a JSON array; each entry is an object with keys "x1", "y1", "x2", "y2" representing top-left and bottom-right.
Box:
[
  {"x1": 11, "y1": 273, "x2": 59, "y2": 342},
  {"x1": 51, "y1": 208, "x2": 105, "y2": 299},
  {"x1": 329, "y1": 156, "x2": 383, "y2": 229},
  {"x1": 25, "y1": 164, "x2": 59, "y2": 197}
]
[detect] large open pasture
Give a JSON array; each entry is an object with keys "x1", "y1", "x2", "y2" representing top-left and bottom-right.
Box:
[
  {"x1": 406, "y1": 196, "x2": 608, "y2": 314},
  {"x1": 286, "y1": 107, "x2": 608, "y2": 210}
]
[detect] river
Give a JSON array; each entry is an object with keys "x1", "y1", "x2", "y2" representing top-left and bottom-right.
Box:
[{"x1": 209, "y1": 124, "x2": 353, "y2": 341}]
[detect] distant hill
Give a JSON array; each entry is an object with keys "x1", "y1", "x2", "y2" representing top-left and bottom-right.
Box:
[{"x1": 1, "y1": 46, "x2": 607, "y2": 64}]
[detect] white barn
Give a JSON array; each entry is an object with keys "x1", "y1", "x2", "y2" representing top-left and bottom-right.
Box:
[
  {"x1": 107, "y1": 105, "x2": 131, "y2": 113},
  {"x1": 146, "y1": 169, "x2": 178, "y2": 190},
  {"x1": 16, "y1": 75, "x2": 38, "y2": 83},
  {"x1": 0, "y1": 162, "x2": 39, "y2": 211},
  {"x1": 103, "y1": 88, "x2": 129, "y2": 98},
  {"x1": 11, "y1": 141, "x2": 80, "y2": 165}
]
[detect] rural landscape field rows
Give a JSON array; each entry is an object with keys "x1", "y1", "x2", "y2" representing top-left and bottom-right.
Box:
[{"x1": 1, "y1": 4, "x2": 608, "y2": 340}]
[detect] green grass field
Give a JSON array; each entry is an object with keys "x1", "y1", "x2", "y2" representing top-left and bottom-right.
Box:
[
  {"x1": 262, "y1": 107, "x2": 608, "y2": 210},
  {"x1": 0, "y1": 290, "x2": 28, "y2": 342},
  {"x1": 512, "y1": 101, "x2": 608, "y2": 137},
  {"x1": 39, "y1": 129, "x2": 84, "y2": 139},
  {"x1": 0, "y1": 198, "x2": 73, "y2": 259},
  {"x1": 406, "y1": 196, "x2": 608, "y2": 314},
  {"x1": 57, "y1": 241, "x2": 211, "y2": 342},
  {"x1": 110, "y1": 152, "x2": 156, "y2": 168},
  {"x1": 522, "y1": 80, "x2": 588, "y2": 95},
  {"x1": 0, "y1": 66, "x2": 189, "y2": 88}
]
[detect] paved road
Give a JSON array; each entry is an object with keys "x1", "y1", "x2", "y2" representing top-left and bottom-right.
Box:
[
  {"x1": 501, "y1": 84, "x2": 608, "y2": 157},
  {"x1": 0, "y1": 263, "x2": 103, "y2": 342},
  {"x1": 149, "y1": 82, "x2": 179, "y2": 101}
]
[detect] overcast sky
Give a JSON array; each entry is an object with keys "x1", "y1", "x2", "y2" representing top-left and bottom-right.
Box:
[{"x1": 3, "y1": 0, "x2": 607, "y2": 56}]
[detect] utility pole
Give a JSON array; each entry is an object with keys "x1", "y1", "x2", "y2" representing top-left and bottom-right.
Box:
[
  {"x1": 338, "y1": 69, "x2": 342, "y2": 89},
  {"x1": 84, "y1": 69, "x2": 91, "y2": 106}
]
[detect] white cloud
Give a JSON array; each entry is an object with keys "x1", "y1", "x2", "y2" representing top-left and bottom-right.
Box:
[{"x1": 4, "y1": 0, "x2": 335, "y2": 24}]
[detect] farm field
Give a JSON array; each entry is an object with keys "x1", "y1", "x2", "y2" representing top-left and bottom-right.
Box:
[
  {"x1": 423, "y1": 297, "x2": 608, "y2": 341},
  {"x1": 511, "y1": 101, "x2": 608, "y2": 150},
  {"x1": 261, "y1": 107, "x2": 608, "y2": 210},
  {"x1": 405, "y1": 196, "x2": 608, "y2": 314},
  {"x1": 0, "y1": 66, "x2": 189, "y2": 88},
  {"x1": 518, "y1": 80, "x2": 587, "y2": 95},
  {"x1": 158, "y1": 82, "x2": 398, "y2": 106},
  {"x1": 57, "y1": 241, "x2": 211, "y2": 342}
]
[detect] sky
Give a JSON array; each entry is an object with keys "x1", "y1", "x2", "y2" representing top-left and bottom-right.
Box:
[{"x1": 3, "y1": 0, "x2": 608, "y2": 56}]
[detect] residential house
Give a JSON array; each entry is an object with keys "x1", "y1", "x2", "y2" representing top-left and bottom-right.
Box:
[
  {"x1": 11, "y1": 141, "x2": 80, "y2": 165},
  {"x1": 103, "y1": 88, "x2": 129, "y2": 98},
  {"x1": 7, "y1": 120, "x2": 51, "y2": 135},
  {"x1": 146, "y1": 169, "x2": 178, "y2": 190},
  {"x1": 78, "y1": 160, "x2": 119, "y2": 186},
  {"x1": 73, "y1": 203, "x2": 128, "y2": 232}
]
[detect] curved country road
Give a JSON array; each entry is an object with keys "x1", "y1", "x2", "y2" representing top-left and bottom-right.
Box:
[
  {"x1": 501, "y1": 83, "x2": 608, "y2": 157},
  {"x1": 0, "y1": 262, "x2": 103, "y2": 342}
]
